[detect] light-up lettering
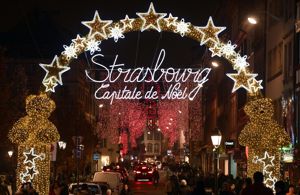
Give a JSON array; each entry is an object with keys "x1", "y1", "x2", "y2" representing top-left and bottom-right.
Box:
[{"x1": 86, "y1": 49, "x2": 211, "y2": 104}]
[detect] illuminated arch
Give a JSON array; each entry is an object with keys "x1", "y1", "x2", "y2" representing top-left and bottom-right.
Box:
[
  {"x1": 39, "y1": 2, "x2": 263, "y2": 95},
  {"x1": 9, "y1": 2, "x2": 290, "y2": 194}
]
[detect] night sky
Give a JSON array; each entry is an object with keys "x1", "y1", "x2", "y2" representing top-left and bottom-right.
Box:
[{"x1": 0, "y1": 0, "x2": 222, "y2": 69}]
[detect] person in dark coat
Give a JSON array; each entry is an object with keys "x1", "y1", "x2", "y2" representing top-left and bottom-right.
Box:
[
  {"x1": 241, "y1": 171, "x2": 273, "y2": 195},
  {"x1": 192, "y1": 180, "x2": 206, "y2": 195},
  {"x1": 275, "y1": 180, "x2": 286, "y2": 195}
]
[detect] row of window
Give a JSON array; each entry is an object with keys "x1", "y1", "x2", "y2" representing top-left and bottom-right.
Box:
[{"x1": 146, "y1": 143, "x2": 160, "y2": 153}]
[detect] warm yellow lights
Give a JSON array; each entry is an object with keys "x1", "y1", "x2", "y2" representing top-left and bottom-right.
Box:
[
  {"x1": 239, "y1": 98, "x2": 290, "y2": 184},
  {"x1": 8, "y1": 94, "x2": 59, "y2": 195}
]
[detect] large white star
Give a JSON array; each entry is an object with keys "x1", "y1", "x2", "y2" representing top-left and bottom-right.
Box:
[
  {"x1": 23, "y1": 148, "x2": 45, "y2": 165},
  {"x1": 81, "y1": 10, "x2": 112, "y2": 39},
  {"x1": 226, "y1": 69, "x2": 257, "y2": 93},
  {"x1": 25, "y1": 166, "x2": 39, "y2": 180},
  {"x1": 39, "y1": 55, "x2": 70, "y2": 85},
  {"x1": 258, "y1": 151, "x2": 275, "y2": 169},
  {"x1": 136, "y1": 2, "x2": 167, "y2": 32},
  {"x1": 197, "y1": 16, "x2": 226, "y2": 45}
]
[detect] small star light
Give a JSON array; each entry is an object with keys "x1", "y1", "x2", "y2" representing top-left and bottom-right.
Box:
[
  {"x1": 108, "y1": 24, "x2": 125, "y2": 42},
  {"x1": 26, "y1": 166, "x2": 39, "y2": 180},
  {"x1": 226, "y1": 69, "x2": 258, "y2": 93},
  {"x1": 175, "y1": 19, "x2": 191, "y2": 37},
  {"x1": 44, "y1": 78, "x2": 58, "y2": 92},
  {"x1": 72, "y1": 34, "x2": 86, "y2": 48},
  {"x1": 121, "y1": 15, "x2": 134, "y2": 29},
  {"x1": 85, "y1": 39, "x2": 101, "y2": 55},
  {"x1": 265, "y1": 176, "x2": 278, "y2": 192},
  {"x1": 81, "y1": 10, "x2": 112, "y2": 39},
  {"x1": 233, "y1": 54, "x2": 249, "y2": 71},
  {"x1": 62, "y1": 43, "x2": 78, "y2": 60},
  {"x1": 39, "y1": 55, "x2": 71, "y2": 85},
  {"x1": 250, "y1": 78, "x2": 263, "y2": 93},
  {"x1": 221, "y1": 41, "x2": 237, "y2": 58},
  {"x1": 197, "y1": 16, "x2": 226, "y2": 45},
  {"x1": 136, "y1": 2, "x2": 167, "y2": 32},
  {"x1": 165, "y1": 13, "x2": 178, "y2": 27},
  {"x1": 209, "y1": 42, "x2": 223, "y2": 57}
]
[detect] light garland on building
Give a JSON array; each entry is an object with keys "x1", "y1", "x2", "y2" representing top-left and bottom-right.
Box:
[{"x1": 8, "y1": 94, "x2": 59, "y2": 195}]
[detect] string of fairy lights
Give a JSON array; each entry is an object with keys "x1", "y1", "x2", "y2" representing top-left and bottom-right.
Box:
[
  {"x1": 8, "y1": 94, "x2": 59, "y2": 195},
  {"x1": 7, "y1": 2, "x2": 290, "y2": 193}
]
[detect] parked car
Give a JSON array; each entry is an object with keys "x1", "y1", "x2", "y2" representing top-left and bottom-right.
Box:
[
  {"x1": 69, "y1": 182, "x2": 102, "y2": 195},
  {"x1": 93, "y1": 172, "x2": 123, "y2": 195},
  {"x1": 134, "y1": 165, "x2": 153, "y2": 181}
]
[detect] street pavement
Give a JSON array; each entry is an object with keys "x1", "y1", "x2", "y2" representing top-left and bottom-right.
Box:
[{"x1": 129, "y1": 170, "x2": 167, "y2": 195}]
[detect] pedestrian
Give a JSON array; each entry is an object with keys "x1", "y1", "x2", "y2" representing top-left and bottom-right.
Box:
[
  {"x1": 49, "y1": 181, "x2": 61, "y2": 195},
  {"x1": 286, "y1": 184, "x2": 296, "y2": 195},
  {"x1": 275, "y1": 180, "x2": 286, "y2": 195},
  {"x1": 179, "y1": 179, "x2": 191, "y2": 195},
  {"x1": 0, "y1": 177, "x2": 9, "y2": 195},
  {"x1": 153, "y1": 168, "x2": 160, "y2": 186},
  {"x1": 106, "y1": 189, "x2": 112, "y2": 195},
  {"x1": 26, "y1": 182, "x2": 38, "y2": 195},
  {"x1": 239, "y1": 178, "x2": 252, "y2": 195},
  {"x1": 191, "y1": 180, "x2": 206, "y2": 195},
  {"x1": 120, "y1": 184, "x2": 132, "y2": 195},
  {"x1": 241, "y1": 171, "x2": 273, "y2": 195},
  {"x1": 219, "y1": 182, "x2": 236, "y2": 195}
]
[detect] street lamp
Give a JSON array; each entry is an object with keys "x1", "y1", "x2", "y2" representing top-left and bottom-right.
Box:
[
  {"x1": 211, "y1": 61, "x2": 219, "y2": 68},
  {"x1": 8, "y1": 150, "x2": 13, "y2": 158},
  {"x1": 58, "y1": 141, "x2": 67, "y2": 150},
  {"x1": 211, "y1": 129, "x2": 222, "y2": 194},
  {"x1": 247, "y1": 11, "x2": 281, "y2": 25}
]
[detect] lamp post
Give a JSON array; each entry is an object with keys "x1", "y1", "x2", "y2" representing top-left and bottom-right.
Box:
[
  {"x1": 8, "y1": 149, "x2": 15, "y2": 194},
  {"x1": 211, "y1": 129, "x2": 222, "y2": 195}
]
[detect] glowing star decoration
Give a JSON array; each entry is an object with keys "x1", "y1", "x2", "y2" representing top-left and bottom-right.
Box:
[
  {"x1": 81, "y1": 10, "x2": 112, "y2": 39},
  {"x1": 258, "y1": 151, "x2": 275, "y2": 169},
  {"x1": 197, "y1": 16, "x2": 226, "y2": 45},
  {"x1": 265, "y1": 177, "x2": 277, "y2": 191},
  {"x1": 85, "y1": 39, "x2": 101, "y2": 55},
  {"x1": 165, "y1": 13, "x2": 178, "y2": 27},
  {"x1": 233, "y1": 54, "x2": 249, "y2": 71},
  {"x1": 136, "y1": 2, "x2": 167, "y2": 32},
  {"x1": 43, "y1": 78, "x2": 58, "y2": 93},
  {"x1": 226, "y1": 69, "x2": 257, "y2": 93},
  {"x1": 209, "y1": 42, "x2": 223, "y2": 57},
  {"x1": 62, "y1": 43, "x2": 78, "y2": 60},
  {"x1": 39, "y1": 55, "x2": 71, "y2": 85},
  {"x1": 108, "y1": 24, "x2": 125, "y2": 42},
  {"x1": 221, "y1": 41, "x2": 237, "y2": 58},
  {"x1": 72, "y1": 34, "x2": 86, "y2": 48},
  {"x1": 23, "y1": 148, "x2": 44, "y2": 165},
  {"x1": 121, "y1": 15, "x2": 134, "y2": 29},
  {"x1": 25, "y1": 166, "x2": 39, "y2": 180},
  {"x1": 20, "y1": 148, "x2": 45, "y2": 183},
  {"x1": 250, "y1": 78, "x2": 263, "y2": 93},
  {"x1": 175, "y1": 19, "x2": 191, "y2": 37},
  {"x1": 253, "y1": 151, "x2": 277, "y2": 192}
]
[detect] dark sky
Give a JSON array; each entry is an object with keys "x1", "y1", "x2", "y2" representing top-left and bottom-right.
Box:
[{"x1": 0, "y1": 0, "x2": 223, "y2": 68}]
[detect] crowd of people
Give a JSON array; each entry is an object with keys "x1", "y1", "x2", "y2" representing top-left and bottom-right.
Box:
[{"x1": 162, "y1": 163, "x2": 300, "y2": 195}]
